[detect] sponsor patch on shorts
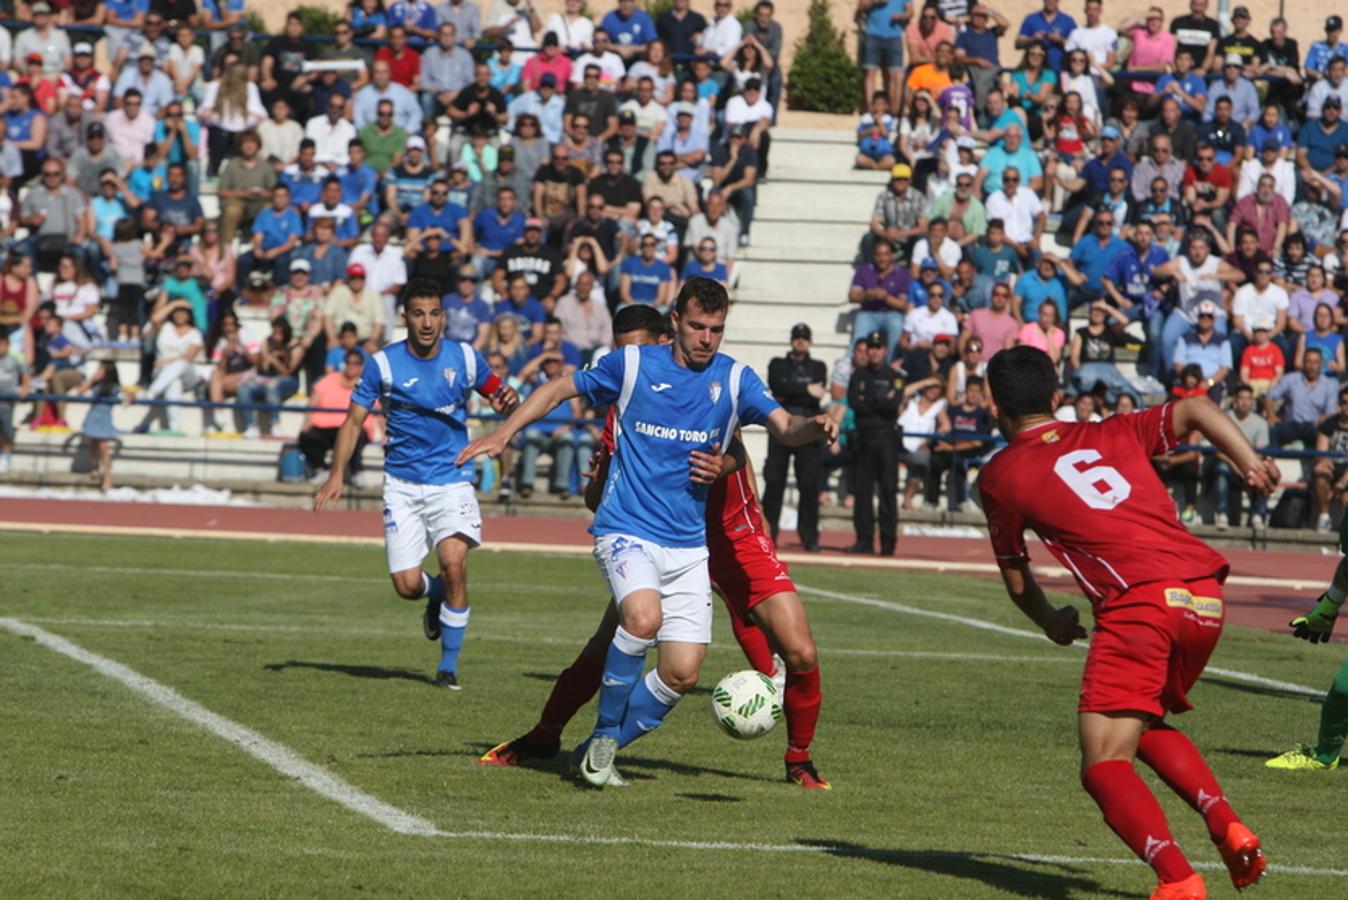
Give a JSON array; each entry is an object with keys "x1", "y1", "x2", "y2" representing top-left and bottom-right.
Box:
[{"x1": 1165, "y1": 589, "x2": 1222, "y2": 618}]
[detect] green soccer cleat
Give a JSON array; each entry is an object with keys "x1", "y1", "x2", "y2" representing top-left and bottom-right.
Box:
[{"x1": 1265, "y1": 746, "x2": 1339, "y2": 770}]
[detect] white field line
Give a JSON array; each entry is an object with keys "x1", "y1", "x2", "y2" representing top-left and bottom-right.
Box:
[
  {"x1": 0, "y1": 520, "x2": 1323, "y2": 591},
  {"x1": 7, "y1": 616, "x2": 1347, "y2": 879},
  {"x1": 18, "y1": 616, "x2": 1078, "y2": 665},
  {"x1": 794, "y1": 582, "x2": 1327, "y2": 699},
  {"x1": 0, "y1": 617, "x2": 441, "y2": 837}
]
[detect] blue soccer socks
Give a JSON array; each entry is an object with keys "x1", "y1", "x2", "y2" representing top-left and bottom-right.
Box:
[
  {"x1": 594, "y1": 626, "x2": 653, "y2": 738},
  {"x1": 617, "y1": 670, "x2": 682, "y2": 748},
  {"x1": 438, "y1": 605, "x2": 470, "y2": 674}
]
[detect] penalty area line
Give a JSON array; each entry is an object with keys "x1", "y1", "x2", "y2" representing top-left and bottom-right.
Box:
[{"x1": 0, "y1": 617, "x2": 440, "y2": 838}]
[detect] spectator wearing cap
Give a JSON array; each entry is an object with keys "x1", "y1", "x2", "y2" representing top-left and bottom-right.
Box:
[
  {"x1": 606, "y1": 108, "x2": 654, "y2": 176},
  {"x1": 355, "y1": 59, "x2": 423, "y2": 134},
  {"x1": 325, "y1": 263, "x2": 386, "y2": 350},
  {"x1": 761, "y1": 322, "x2": 826, "y2": 551},
  {"x1": 520, "y1": 32, "x2": 571, "y2": 95},
  {"x1": 67, "y1": 123, "x2": 121, "y2": 199},
  {"x1": 270, "y1": 257, "x2": 328, "y2": 381},
  {"x1": 955, "y1": 5, "x2": 1008, "y2": 107},
  {"x1": 1058, "y1": 130, "x2": 1131, "y2": 241},
  {"x1": 217, "y1": 131, "x2": 276, "y2": 246},
  {"x1": 565, "y1": 65, "x2": 620, "y2": 142},
  {"x1": 493, "y1": 217, "x2": 566, "y2": 307},
  {"x1": 305, "y1": 95, "x2": 359, "y2": 173},
  {"x1": 242, "y1": 183, "x2": 304, "y2": 287},
  {"x1": 1306, "y1": 16, "x2": 1348, "y2": 81},
  {"x1": 1237, "y1": 136, "x2": 1295, "y2": 206},
  {"x1": 618, "y1": 227, "x2": 674, "y2": 310},
  {"x1": 1173, "y1": 299, "x2": 1232, "y2": 398},
  {"x1": 865, "y1": 162, "x2": 927, "y2": 264},
  {"x1": 710, "y1": 125, "x2": 759, "y2": 247},
  {"x1": 15, "y1": 3, "x2": 71, "y2": 75},
  {"x1": 383, "y1": 136, "x2": 437, "y2": 227},
  {"x1": 1307, "y1": 55, "x2": 1348, "y2": 122},
  {"x1": 1297, "y1": 94, "x2": 1348, "y2": 174},
  {"x1": 1204, "y1": 53, "x2": 1259, "y2": 129},
  {"x1": 1215, "y1": 5, "x2": 1260, "y2": 71},
  {"x1": 508, "y1": 73, "x2": 566, "y2": 146},
  {"x1": 60, "y1": 41, "x2": 110, "y2": 114}
]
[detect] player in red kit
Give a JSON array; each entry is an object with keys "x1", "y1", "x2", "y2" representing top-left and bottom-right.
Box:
[
  {"x1": 978, "y1": 347, "x2": 1280, "y2": 900},
  {"x1": 478, "y1": 306, "x2": 829, "y2": 789}
]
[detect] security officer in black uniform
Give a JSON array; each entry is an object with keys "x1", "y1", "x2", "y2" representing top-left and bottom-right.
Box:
[
  {"x1": 846, "y1": 330, "x2": 903, "y2": 556},
  {"x1": 763, "y1": 322, "x2": 828, "y2": 551}
]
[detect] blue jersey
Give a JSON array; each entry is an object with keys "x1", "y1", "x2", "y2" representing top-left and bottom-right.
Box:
[
  {"x1": 351, "y1": 339, "x2": 493, "y2": 485},
  {"x1": 573, "y1": 344, "x2": 780, "y2": 548}
]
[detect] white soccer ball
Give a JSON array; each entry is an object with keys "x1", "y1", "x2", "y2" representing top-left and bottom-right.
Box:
[{"x1": 709, "y1": 669, "x2": 782, "y2": 740}]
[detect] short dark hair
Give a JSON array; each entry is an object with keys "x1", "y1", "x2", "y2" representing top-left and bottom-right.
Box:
[
  {"x1": 1234, "y1": 383, "x2": 1254, "y2": 397},
  {"x1": 344, "y1": 349, "x2": 365, "y2": 366},
  {"x1": 987, "y1": 346, "x2": 1059, "y2": 420},
  {"x1": 613, "y1": 304, "x2": 667, "y2": 339},
  {"x1": 403, "y1": 278, "x2": 443, "y2": 308},
  {"x1": 674, "y1": 277, "x2": 730, "y2": 317},
  {"x1": 339, "y1": 321, "x2": 358, "y2": 335}
]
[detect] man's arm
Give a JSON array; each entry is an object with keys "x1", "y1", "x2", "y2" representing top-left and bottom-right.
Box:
[
  {"x1": 762, "y1": 407, "x2": 837, "y2": 447},
  {"x1": 1172, "y1": 395, "x2": 1282, "y2": 491},
  {"x1": 1000, "y1": 561, "x2": 1088, "y2": 644},
  {"x1": 457, "y1": 373, "x2": 580, "y2": 464},
  {"x1": 313, "y1": 402, "x2": 372, "y2": 510}
]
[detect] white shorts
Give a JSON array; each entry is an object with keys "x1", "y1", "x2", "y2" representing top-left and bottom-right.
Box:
[
  {"x1": 382, "y1": 476, "x2": 482, "y2": 573},
  {"x1": 593, "y1": 533, "x2": 712, "y2": 645}
]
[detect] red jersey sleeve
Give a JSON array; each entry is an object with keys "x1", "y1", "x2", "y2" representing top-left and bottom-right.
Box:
[
  {"x1": 979, "y1": 457, "x2": 1030, "y2": 568},
  {"x1": 1108, "y1": 403, "x2": 1180, "y2": 458},
  {"x1": 600, "y1": 407, "x2": 617, "y2": 454}
]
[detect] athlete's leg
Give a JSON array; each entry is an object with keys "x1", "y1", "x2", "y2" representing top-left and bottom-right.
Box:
[
  {"x1": 1137, "y1": 721, "x2": 1240, "y2": 842},
  {"x1": 594, "y1": 588, "x2": 661, "y2": 739},
  {"x1": 433, "y1": 535, "x2": 472, "y2": 678},
  {"x1": 1311, "y1": 658, "x2": 1348, "y2": 764},
  {"x1": 615, "y1": 640, "x2": 706, "y2": 749},
  {"x1": 528, "y1": 602, "x2": 619, "y2": 743},
  {"x1": 1079, "y1": 711, "x2": 1196, "y2": 885},
  {"x1": 725, "y1": 600, "x2": 775, "y2": 674},
  {"x1": 752, "y1": 591, "x2": 824, "y2": 768}
]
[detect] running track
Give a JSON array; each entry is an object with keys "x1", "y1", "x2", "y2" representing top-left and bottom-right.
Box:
[{"x1": 3, "y1": 498, "x2": 1332, "y2": 640}]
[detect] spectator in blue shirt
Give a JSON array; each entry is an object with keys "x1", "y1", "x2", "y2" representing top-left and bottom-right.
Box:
[
  {"x1": 152, "y1": 101, "x2": 202, "y2": 192},
  {"x1": 861, "y1": 0, "x2": 910, "y2": 107},
  {"x1": 679, "y1": 236, "x2": 728, "y2": 289},
  {"x1": 244, "y1": 183, "x2": 304, "y2": 286},
  {"x1": 472, "y1": 185, "x2": 525, "y2": 276},
  {"x1": 1016, "y1": 0, "x2": 1077, "y2": 73},
  {"x1": 1154, "y1": 48, "x2": 1207, "y2": 121},
  {"x1": 385, "y1": 0, "x2": 439, "y2": 47},
  {"x1": 1297, "y1": 94, "x2": 1348, "y2": 172},
  {"x1": 127, "y1": 142, "x2": 168, "y2": 203},
  {"x1": 954, "y1": 5, "x2": 1007, "y2": 105},
  {"x1": 619, "y1": 233, "x2": 675, "y2": 311},
  {"x1": 1063, "y1": 209, "x2": 1129, "y2": 308},
  {"x1": 1204, "y1": 53, "x2": 1259, "y2": 129},
  {"x1": 324, "y1": 321, "x2": 371, "y2": 372},
  {"x1": 407, "y1": 176, "x2": 470, "y2": 256},
  {"x1": 1305, "y1": 16, "x2": 1348, "y2": 81},
  {"x1": 602, "y1": 0, "x2": 658, "y2": 63},
  {"x1": 1246, "y1": 103, "x2": 1294, "y2": 156},
  {"x1": 495, "y1": 271, "x2": 547, "y2": 342},
  {"x1": 280, "y1": 140, "x2": 327, "y2": 214},
  {"x1": 1014, "y1": 253, "x2": 1068, "y2": 322},
  {"x1": 443, "y1": 265, "x2": 493, "y2": 347},
  {"x1": 340, "y1": 139, "x2": 381, "y2": 222},
  {"x1": 1102, "y1": 219, "x2": 1170, "y2": 322}
]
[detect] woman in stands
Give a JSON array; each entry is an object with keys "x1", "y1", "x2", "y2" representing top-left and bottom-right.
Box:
[
  {"x1": 721, "y1": 33, "x2": 774, "y2": 95},
  {"x1": 898, "y1": 89, "x2": 938, "y2": 191},
  {"x1": 625, "y1": 38, "x2": 675, "y2": 105},
  {"x1": 1003, "y1": 45, "x2": 1056, "y2": 142},
  {"x1": 488, "y1": 312, "x2": 530, "y2": 377},
  {"x1": 78, "y1": 360, "x2": 123, "y2": 492},
  {"x1": 237, "y1": 315, "x2": 302, "y2": 440},
  {"x1": 198, "y1": 59, "x2": 266, "y2": 176},
  {"x1": 1017, "y1": 300, "x2": 1067, "y2": 367},
  {"x1": 190, "y1": 220, "x2": 238, "y2": 317},
  {"x1": 205, "y1": 309, "x2": 256, "y2": 435},
  {"x1": 1299, "y1": 303, "x2": 1346, "y2": 377},
  {"x1": 48, "y1": 254, "x2": 102, "y2": 347}
]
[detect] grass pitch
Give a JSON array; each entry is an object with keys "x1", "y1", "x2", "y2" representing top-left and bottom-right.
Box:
[{"x1": 1, "y1": 531, "x2": 1344, "y2": 898}]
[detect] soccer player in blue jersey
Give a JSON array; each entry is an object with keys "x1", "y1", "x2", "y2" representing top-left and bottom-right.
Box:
[
  {"x1": 459, "y1": 278, "x2": 836, "y2": 786},
  {"x1": 314, "y1": 279, "x2": 519, "y2": 690}
]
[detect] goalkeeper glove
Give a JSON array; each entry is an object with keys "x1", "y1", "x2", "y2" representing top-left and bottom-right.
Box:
[{"x1": 1290, "y1": 593, "x2": 1343, "y2": 644}]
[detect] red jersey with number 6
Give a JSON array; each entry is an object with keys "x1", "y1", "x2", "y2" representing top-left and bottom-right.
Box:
[{"x1": 978, "y1": 403, "x2": 1229, "y2": 607}]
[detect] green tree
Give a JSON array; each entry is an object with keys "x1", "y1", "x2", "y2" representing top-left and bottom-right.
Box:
[{"x1": 787, "y1": 0, "x2": 862, "y2": 114}]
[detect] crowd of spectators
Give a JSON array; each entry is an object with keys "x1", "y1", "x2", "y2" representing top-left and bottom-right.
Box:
[
  {"x1": 0, "y1": 0, "x2": 783, "y2": 491},
  {"x1": 820, "y1": 0, "x2": 1348, "y2": 538}
]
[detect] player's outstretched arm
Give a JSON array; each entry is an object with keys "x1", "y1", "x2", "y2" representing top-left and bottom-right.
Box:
[
  {"x1": 1171, "y1": 396, "x2": 1281, "y2": 494},
  {"x1": 456, "y1": 374, "x2": 579, "y2": 465},
  {"x1": 314, "y1": 403, "x2": 371, "y2": 513},
  {"x1": 1001, "y1": 561, "x2": 1088, "y2": 646},
  {"x1": 765, "y1": 410, "x2": 839, "y2": 448}
]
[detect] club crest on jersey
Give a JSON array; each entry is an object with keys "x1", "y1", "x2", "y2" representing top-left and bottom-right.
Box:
[
  {"x1": 1041, "y1": 430, "x2": 1061, "y2": 444},
  {"x1": 709, "y1": 381, "x2": 722, "y2": 404},
  {"x1": 443, "y1": 368, "x2": 457, "y2": 389}
]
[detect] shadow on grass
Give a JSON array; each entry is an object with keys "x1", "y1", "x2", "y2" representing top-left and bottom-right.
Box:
[
  {"x1": 796, "y1": 840, "x2": 1134, "y2": 899},
  {"x1": 461, "y1": 741, "x2": 777, "y2": 785},
  {"x1": 674, "y1": 792, "x2": 742, "y2": 802},
  {"x1": 1210, "y1": 746, "x2": 1289, "y2": 760},
  {"x1": 263, "y1": 660, "x2": 436, "y2": 685},
  {"x1": 1198, "y1": 674, "x2": 1323, "y2": 704}
]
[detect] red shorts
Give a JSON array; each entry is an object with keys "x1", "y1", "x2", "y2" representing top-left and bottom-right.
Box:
[
  {"x1": 1079, "y1": 577, "x2": 1225, "y2": 717},
  {"x1": 708, "y1": 532, "x2": 795, "y2": 624}
]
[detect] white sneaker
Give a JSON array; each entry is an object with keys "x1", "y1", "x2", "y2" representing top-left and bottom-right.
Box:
[
  {"x1": 243, "y1": 425, "x2": 260, "y2": 440},
  {"x1": 1216, "y1": 513, "x2": 1230, "y2": 531},
  {"x1": 309, "y1": 469, "x2": 329, "y2": 485},
  {"x1": 0, "y1": 453, "x2": 10, "y2": 474},
  {"x1": 267, "y1": 426, "x2": 284, "y2": 439},
  {"x1": 1318, "y1": 513, "x2": 1333, "y2": 534},
  {"x1": 578, "y1": 735, "x2": 617, "y2": 787},
  {"x1": 1251, "y1": 514, "x2": 1268, "y2": 531}
]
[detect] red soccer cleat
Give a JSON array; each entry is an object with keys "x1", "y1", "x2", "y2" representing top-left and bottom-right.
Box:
[
  {"x1": 1216, "y1": 822, "x2": 1267, "y2": 890},
  {"x1": 785, "y1": 760, "x2": 831, "y2": 790},
  {"x1": 477, "y1": 735, "x2": 560, "y2": 767},
  {"x1": 1150, "y1": 873, "x2": 1206, "y2": 900}
]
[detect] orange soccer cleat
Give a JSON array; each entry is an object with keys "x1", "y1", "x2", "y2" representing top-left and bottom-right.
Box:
[
  {"x1": 1150, "y1": 872, "x2": 1206, "y2": 900},
  {"x1": 1216, "y1": 822, "x2": 1267, "y2": 890}
]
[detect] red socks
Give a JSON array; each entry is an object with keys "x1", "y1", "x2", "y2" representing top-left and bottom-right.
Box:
[
  {"x1": 783, "y1": 666, "x2": 822, "y2": 764},
  {"x1": 529, "y1": 652, "x2": 603, "y2": 743},
  {"x1": 1137, "y1": 726, "x2": 1240, "y2": 843},
  {"x1": 728, "y1": 612, "x2": 775, "y2": 675},
  {"x1": 1082, "y1": 760, "x2": 1194, "y2": 883}
]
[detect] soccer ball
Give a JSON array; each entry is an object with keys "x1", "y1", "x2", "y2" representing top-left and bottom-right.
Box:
[{"x1": 709, "y1": 669, "x2": 782, "y2": 740}]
